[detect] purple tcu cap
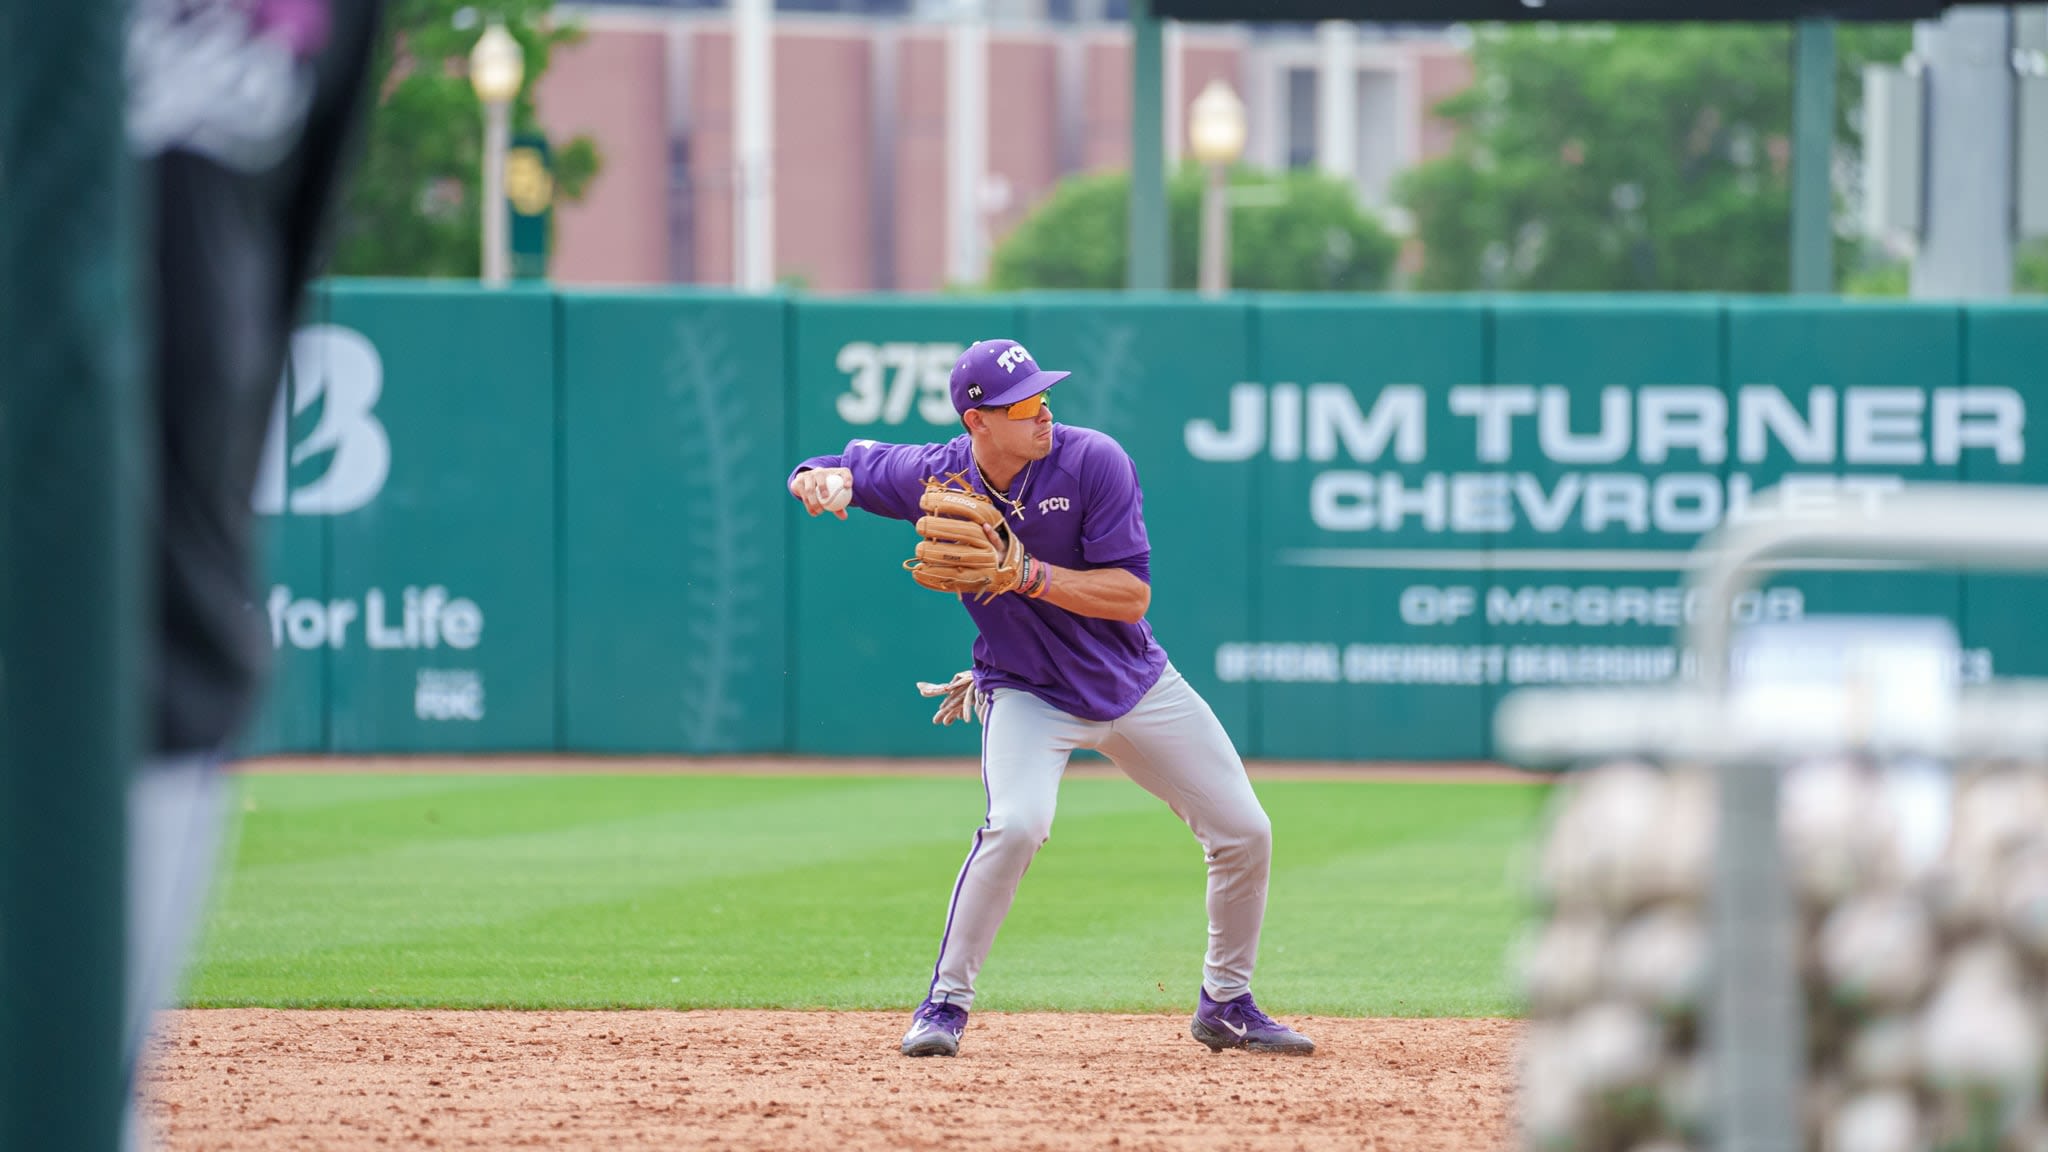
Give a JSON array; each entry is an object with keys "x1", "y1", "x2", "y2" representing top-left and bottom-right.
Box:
[{"x1": 949, "y1": 339, "x2": 1070, "y2": 415}]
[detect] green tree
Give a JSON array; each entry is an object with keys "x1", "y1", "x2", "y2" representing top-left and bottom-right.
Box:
[
  {"x1": 988, "y1": 165, "x2": 1399, "y2": 292},
  {"x1": 1396, "y1": 23, "x2": 1912, "y2": 292},
  {"x1": 332, "y1": 1, "x2": 600, "y2": 278},
  {"x1": 2023, "y1": 240, "x2": 2048, "y2": 295}
]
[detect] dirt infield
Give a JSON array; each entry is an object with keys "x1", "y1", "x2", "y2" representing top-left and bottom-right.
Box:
[{"x1": 140, "y1": 1009, "x2": 1519, "y2": 1151}]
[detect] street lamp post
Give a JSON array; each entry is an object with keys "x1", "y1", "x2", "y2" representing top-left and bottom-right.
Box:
[
  {"x1": 470, "y1": 21, "x2": 525, "y2": 286},
  {"x1": 1187, "y1": 79, "x2": 1246, "y2": 297}
]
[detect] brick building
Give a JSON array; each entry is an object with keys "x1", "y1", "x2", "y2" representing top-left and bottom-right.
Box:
[{"x1": 535, "y1": 4, "x2": 1471, "y2": 291}]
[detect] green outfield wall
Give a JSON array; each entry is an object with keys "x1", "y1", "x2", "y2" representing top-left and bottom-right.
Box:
[{"x1": 239, "y1": 282, "x2": 2048, "y2": 763}]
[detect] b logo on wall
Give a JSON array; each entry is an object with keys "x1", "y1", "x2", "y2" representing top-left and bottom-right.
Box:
[{"x1": 254, "y1": 323, "x2": 391, "y2": 515}]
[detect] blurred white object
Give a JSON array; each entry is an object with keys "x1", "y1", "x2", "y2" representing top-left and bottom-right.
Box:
[
  {"x1": 1520, "y1": 913, "x2": 1609, "y2": 1016},
  {"x1": 468, "y1": 20, "x2": 522, "y2": 101},
  {"x1": 1541, "y1": 762, "x2": 1668, "y2": 913},
  {"x1": 1187, "y1": 79, "x2": 1246, "y2": 165},
  {"x1": 1920, "y1": 939, "x2": 2041, "y2": 1108},
  {"x1": 1875, "y1": 756, "x2": 1952, "y2": 883},
  {"x1": 1730, "y1": 616, "x2": 1961, "y2": 759},
  {"x1": 1935, "y1": 770, "x2": 2048, "y2": 931},
  {"x1": 1658, "y1": 1056, "x2": 1711, "y2": 1143},
  {"x1": 1952, "y1": 769, "x2": 2048, "y2": 867},
  {"x1": 1819, "y1": 894, "x2": 1935, "y2": 1010},
  {"x1": 1607, "y1": 904, "x2": 1707, "y2": 1020},
  {"x1": 1781, "y1": 758, "x2": 1901, "y2": 905},
  {"x1": 1568, "y1": 1000, "x2": 1663, "y2": 1099},
  {"x1": 1998, "y1": 840, "x2": 2048, "y2": 959},
  {"x1": 1653, "y1": 768, "x2": 1715, "y2": 903},
  {"x1": 1493, "y1": 687, "x2": 1715, "y2": 766},
  {"x1": 1828, "y1": 1090, "x2": 1921, "y2": 1152},
  {"x1": 1845, "y1": 1015, "x2": 1921, "y2": 1088},
  {"x1": 1516, "y1": 1023, "x2": 1583, "y2": 1150}
]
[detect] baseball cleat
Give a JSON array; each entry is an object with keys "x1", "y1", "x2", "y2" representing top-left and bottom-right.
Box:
[
  {"x1": 1191, "y1": 988, "x2": 1316, "y2": 1055},
  {"x1": 900, "y1": 998, "x2": 968, "y2": 1057}
]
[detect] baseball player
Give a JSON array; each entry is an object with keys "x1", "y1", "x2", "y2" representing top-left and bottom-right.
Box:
[
  {"x1": 122, "y1": 1, "x2": 384, "y2": 1146},
  {"x1": 787, "y1": 339, "x2": 1314, "y2": 1058}
]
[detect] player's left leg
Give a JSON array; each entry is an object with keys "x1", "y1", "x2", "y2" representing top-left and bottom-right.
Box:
[{"x1": 1099, "y1": 663, "x2": 1313, "y2": 1054}]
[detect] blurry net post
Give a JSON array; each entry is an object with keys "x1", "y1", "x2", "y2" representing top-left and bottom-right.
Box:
[
  {"x1": 1127, "y1": 0, "x2": 1168, "y2": 291},
  {"x1": 1790, "y1": 18, "x2": 1836, "y2": 293},
  {"x1": 1703, "y1": 761, "x2": 1805, "y2": 1152},
  {"x1": 0, "y1": 0, "x2": 142, "y2": 1148}
]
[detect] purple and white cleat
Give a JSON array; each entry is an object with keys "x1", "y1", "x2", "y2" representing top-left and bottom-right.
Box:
[
  {"x1": 1190, "y1": 988, "x2": 1316, "y2": 1055},
  {"x1": 901, "y1": 998, "x2": 968, "y2": 1057}
]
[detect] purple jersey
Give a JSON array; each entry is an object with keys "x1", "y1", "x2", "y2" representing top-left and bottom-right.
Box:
[{"x1": 792, "y1": 424, "x2": 1169, "y2": 721}]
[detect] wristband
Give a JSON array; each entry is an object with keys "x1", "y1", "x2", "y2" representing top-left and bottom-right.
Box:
[{"x1": 1023, "y1": 557, "x2": 1051, "y2": 599}]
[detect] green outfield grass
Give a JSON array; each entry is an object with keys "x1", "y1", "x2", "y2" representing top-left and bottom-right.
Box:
[{"x1": 185, "y1": 771, "x2": 1552, "y2": 1018}]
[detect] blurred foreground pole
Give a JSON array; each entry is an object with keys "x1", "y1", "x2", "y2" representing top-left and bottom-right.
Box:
[
  {"x1": 0, "y1": 0, "x2": 141, "y2": 1148},
  {"x1": 1790, "y1": 19, "x2": 1835, "y2": 293},
  {"x1": 1127, "y1": 0, "x2": 1168, "y2": 291},
  {"x1": 734, "y1": 0, "x2": 775, "y2": 291},
  {"x1": 1911, "y1": 6, "x2": 2014, "y2": 297}
]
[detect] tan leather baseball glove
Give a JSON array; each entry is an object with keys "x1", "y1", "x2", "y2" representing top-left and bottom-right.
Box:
[{"x1": 902, "y1": 477, "x2": 1025, "y2": 602}]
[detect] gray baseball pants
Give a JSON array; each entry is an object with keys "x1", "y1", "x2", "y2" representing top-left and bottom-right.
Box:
[{"x1": 924, "y1": 663, "x2": 1272, "y2": 1009}]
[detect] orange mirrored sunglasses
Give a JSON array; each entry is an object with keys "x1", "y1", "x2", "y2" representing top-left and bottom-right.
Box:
[{"x1": 993, "y1": 390, "x2": 1051, "y2": 421}]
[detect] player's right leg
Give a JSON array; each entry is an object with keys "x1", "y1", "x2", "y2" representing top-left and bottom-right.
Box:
[
  {"x1": 904, "y1": 686, "x2": 1100, "y2": 1056},
  {"x1": 123, "y1": 755, "x2": 233, "y2": 1151},
  {"x1": 1099, "y1": 665, "x2": 1314, "y2": 1055}
]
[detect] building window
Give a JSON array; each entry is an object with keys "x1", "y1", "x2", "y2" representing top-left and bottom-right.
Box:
[{"x1": 1285, "y1": 67, "x2": 1316, "y2": 170}]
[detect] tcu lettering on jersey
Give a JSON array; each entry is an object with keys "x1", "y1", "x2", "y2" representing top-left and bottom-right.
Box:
[{"x1": 1037, "y1": 496, "x2": 1071, "y2": 515}]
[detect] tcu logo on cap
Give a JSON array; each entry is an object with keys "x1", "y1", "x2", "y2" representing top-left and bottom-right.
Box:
[{"x1": 996, "y1": 345, "x2": 1034, "y2": 373}]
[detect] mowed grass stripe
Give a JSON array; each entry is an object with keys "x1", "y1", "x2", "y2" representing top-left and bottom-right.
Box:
[
  {"x1": 199, "y1": 774, "x2": 1163, "y2": 971},
  {"x1": 230, "y1": 774, "x2": 930, "y2": 868},
  {"x1": 186, "y1": 773, "x2": 1550, "y2": 1017},
  {"x1": 189, "y1": 781, "x2": 1203, "y2": 1008}
]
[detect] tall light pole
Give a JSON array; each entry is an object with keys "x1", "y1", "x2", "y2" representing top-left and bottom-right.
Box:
[
  {"x1": 1188, "y1": 79, "x2": 1246, "y2": 298},
  {"x1": 470, "y1": 21, "x2": 524, "y2": 287}
]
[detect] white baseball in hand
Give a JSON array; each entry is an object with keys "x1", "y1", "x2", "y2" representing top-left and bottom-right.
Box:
[{"x1": 822, "y1": 472, "x2": 852, "y2": 513}]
